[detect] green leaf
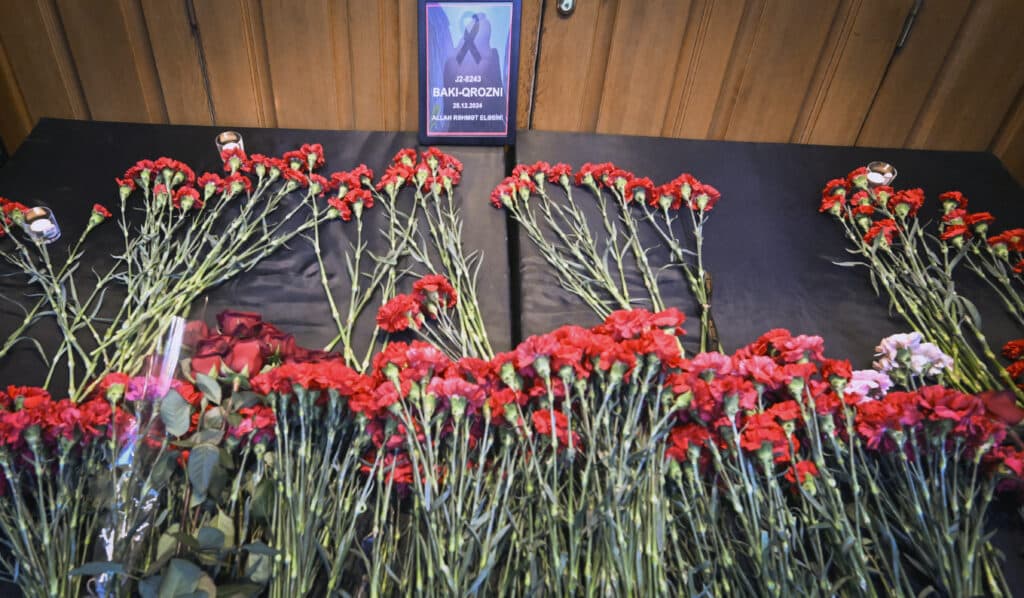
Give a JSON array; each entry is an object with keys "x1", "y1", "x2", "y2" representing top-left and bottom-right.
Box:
[
  {"x1": 241, "y1": 542, "x2": 278, "y2": 556},
  {"x1": 194, "y1": 373, "x2": 222, "y2": 405},
  {"x1": 158, "y1": 559, "x2": 202, "y2": 598},
  {"x1": 188, "y1": 444, "x2": 220, "y2": 500},
  {"x1": 202, "y1": 407, "x2": 224, "y2": 430},
  {"x1": 160, "y1": 390, "x2": 192, "y2": 437},
  {"x1": 139, "y1": 575, "x2": 162, "y2": 598},
  {"x1": 231, "y1": 391, "x2": 262, "y2": 408},
  {"x1": 69, "y1": 561, "x2": 125, "y2": 577},
  {"x1": 145, "y1": 524, "x2": 181, "y2": 576},
  {"x1": 961, "y1": 296, "x2": 983, "y2": 328},
  {"x1": 195, "y1": 573, "x2": 217, "y2": 598},
  {"x1": 213, "y1": 510, "x2": 236, "y2": 548},
  {"x1": 245, "y1": 552, "x2": 272, "y2": 585},
  {"x1": 196, "y1": 527, "x2": 225, "y2": 551},
  {"x1": 216, "y1": 583, "x2": 263, "y2": 598}
]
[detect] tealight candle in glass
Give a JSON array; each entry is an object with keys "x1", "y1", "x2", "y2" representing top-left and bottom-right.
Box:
[
  {"x1": 866, "y1": 161, "x2": 897, "y2": 187},
  {"x1": 21, "y1": 206, "x2": 61, "y2": 243},
  {"x1": 215, "y1": 131, "x2": 244, "y2": 158}
]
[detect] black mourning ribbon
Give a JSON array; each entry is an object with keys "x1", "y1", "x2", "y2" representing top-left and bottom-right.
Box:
[{"x1": 456, "y1": 15, "x2": 482, "y2": 65}]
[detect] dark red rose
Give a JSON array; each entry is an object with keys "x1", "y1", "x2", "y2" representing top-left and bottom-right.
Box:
[
  {"x1": 217, "y1": 310, "x2": 263, "y2": 337},
  {"x1": 224, "y1": 339, "x2": 264, "y2": 375},
  {"x1": 182, "y1": 320, "x2": 209, "y2": 349}
]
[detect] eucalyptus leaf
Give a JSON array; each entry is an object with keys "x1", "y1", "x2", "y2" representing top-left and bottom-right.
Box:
[
  {"x1": 241, "y1": 542, "x2": 278, "y2": 556},
  {"x1": 139, "y1": 575, "x2": 163, "y2": 598},
  {"x1": 215, "y1": 584, "x2": 263, "y2": 598},
  {"x1": 197, "y1": 527, "x2": 226, "y2": 551},
  {"x1": 158, "y1": 559, "x2": 203, "y2": 598},
  {"x1": 214, "y1": 510, "x2": 236, "y2": 547},
  {"x1": 69, "y1": 561, "x2": 125, "y2": 577},
  {"x1": 245, "y1": 552, "x2": 272, "y2": 585},
  {"x1": 144, "y1": 524, "x2": 181, "y2": 576}
]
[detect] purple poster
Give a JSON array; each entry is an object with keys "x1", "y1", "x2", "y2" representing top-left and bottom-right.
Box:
[{"x1": 419, "y1": 1, "x2": 520, "y2": 145}]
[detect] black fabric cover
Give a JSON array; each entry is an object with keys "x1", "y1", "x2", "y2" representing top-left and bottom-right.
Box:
[{"x1": 0, "y1": 118, "x2": 512, "y2": 391}]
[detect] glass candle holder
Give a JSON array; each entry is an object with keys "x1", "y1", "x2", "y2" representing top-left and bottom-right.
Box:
[
  {"x1": 215, "y1": 130, "x2": 244, "y2": 157},
  {"x1": 21, "y1": 206, "x2": 61, "y2": 243},
  {"x1": 866, "y1": 161, "x2": 897, "y2": 187}
]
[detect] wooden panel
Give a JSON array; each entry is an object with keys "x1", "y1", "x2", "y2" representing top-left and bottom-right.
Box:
[
  {"x1": 397, "y1": 0, "x2": 418, "y2": 130},
  {"x1": 856, "y1": 0, "x2": 969, "y2": 148},
  {"x1": 662, "y1": 0, "x2": 746, "y2": 139},
  {"x1": 715, "y1": 0, "x2": 840, "y2": 142},
  {"x1": 795, "y1": 0, "x2": 911, "y2": 145},
  {"x1": 193, "y1": 0, "x2": 275, "y2": 127},
  {"x1": 261, "y1": 0, "x2": 339, "y2": 129},
  {"x1": 594, "y1": 0, "x2": 692, "y2": 136},
  {"x1": 531, "y1": 0, "x2": 618, "y2": 132},
  {"x1": 140, "y1": 0, "x2": 210, "y2": 125},
  {"x1": 347, "y1": 0, "x2": 401, "y2": 130},
  {"x1": 0, "y1": 35, "x2": 33, "y2": 152},
  {"x1": 907, "y1": 0, "x2": 1024, "y2": 151},
  {"x1": 992, "y1": 88, "x2": 1024, "y2": 185},
  {"x1": 0, "y1": 0, "x2": 87, "y2": 124},
  {"x1": 516, "y1": 0, "x2": 542, "y2": 128},
  {"x1": 56, "y1": 0, "x2": 166, "y2": 123}
]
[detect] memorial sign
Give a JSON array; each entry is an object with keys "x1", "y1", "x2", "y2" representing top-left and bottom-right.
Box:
[{"x1": 419, "y1": 0, "x2": 520, "y2": 145}]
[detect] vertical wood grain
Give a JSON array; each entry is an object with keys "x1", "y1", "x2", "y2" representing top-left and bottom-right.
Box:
[
  {"x1": 794, "y1": 0, "x2": 911, "y2": 145},
  {"x1": 705, "y1": 0, "x2": 763, "y2": 140},
  {"x1": 516, "y1": 0, "x2": 542, "y2": 129},
  {"x1": 140, "y1": 0, "x2": 210, "y2": 125},
  {"x1": 717, "y1": 0, "x2": 840, "y2": 142},
  {"x1": 0, "y1": 0, "x2": 88, "y2": 124},
  {"x1": 193, "y1": 0, "x2": 275, "y2": 127},
  {"x1": 56, "y1": 0, "x2": 167, "y2": 123},
  {"x1": 992, "y1": 86, "x2": 1024, "y2": 184},
  {"x1": 0, "y1": 36, "x2": 33, "y2": 152},
  {"x1": 346, "y1": 0, "x2": 401, "y2": 130},
  {"x1": 906, "y1": 0, "x2": 1024, "y2": 151},
  {"x1": 662, "y1": 0, "x2": 746, "y2": 139},
  {"x1": 856, "y1": 0, "x2": 971, "y2": 148},
  {"x1": 531, "y1": 0, "x2": 618, "y2": 132},
  {"x1": 594, "y1": 0, "x2": 692, "y2": 136},
  {"x1": 397, "y1": 0, "x2": 418, "y2": 130},
  {"x1": 261, "y1": 0, "x2": 341, "y2": 130}
]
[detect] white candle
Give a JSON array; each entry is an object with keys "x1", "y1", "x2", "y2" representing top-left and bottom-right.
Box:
[
  {"x1": 867, "y1": 172, "x2": 886, "y2": 185},
  {"x1": 29, "y1": 219, "x2": 54, "y2": 233}
]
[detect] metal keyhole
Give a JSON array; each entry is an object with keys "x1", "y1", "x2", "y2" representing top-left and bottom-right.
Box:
[{"x1": 557, "y1": 0, "x2": 575, "y2": 17}]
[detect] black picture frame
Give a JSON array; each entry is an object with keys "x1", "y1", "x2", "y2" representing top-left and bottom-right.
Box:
[{"x1": 418, "y1": 0, "x2": 521, "y2": 146}]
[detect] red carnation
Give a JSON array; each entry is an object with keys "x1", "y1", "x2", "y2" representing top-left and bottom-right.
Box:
[
  {"x1": 532, "y1": 409, "x2": 581, "y2": 449},
  {"x1": 785, "y1": 460, "x2": 819, "y2": 485},
  {"x1": 377, "y1": 294, "x2": 424, "y2": 333},
  {"x1": 863, "y1": 218, "x2": 898, "y2": 245},
  {"x1": 413, "y1": 274, "x2": 458, "y2": 313},
  {"x1": 939, "y1": 190, "x2": 968, "y2": 210}
]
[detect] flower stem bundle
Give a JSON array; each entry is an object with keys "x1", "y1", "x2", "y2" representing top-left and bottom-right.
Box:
[{"x1": 819, "y1": 169, "x2": 1024, "y2": 402}]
